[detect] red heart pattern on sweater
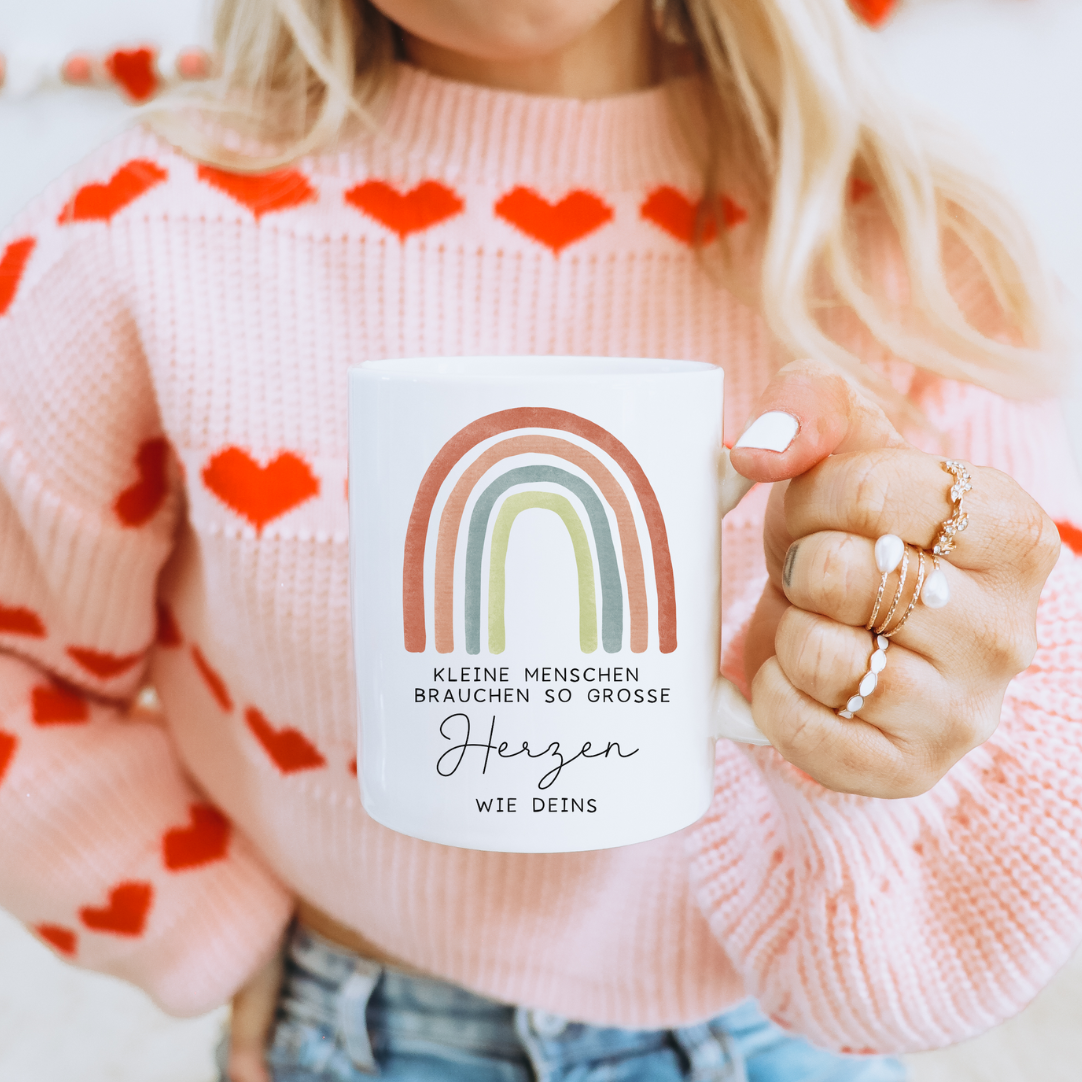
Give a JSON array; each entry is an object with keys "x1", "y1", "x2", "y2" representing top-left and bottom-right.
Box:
[
  {"x1": 202, "y1": 447, "x2": 320, "y2": 532},
  {"x1": 191, "y1": 645, "x2": 234, "y2": 712},
  {"x1": 163, "y1": 803, "x2": 231, "y2": 870},
  {"x1": 1057, "y1": 521, "x2": 1082, "y2": 556},
  {"x1": 0, "y1": 731, "x2": 16, "y2": 787},
  {"x1": 0, "y1": 604, "x2": 45, "y2": 637},
  {"x1": 0, "y1": 237, "x2": 36, "y2": 318},
  {"x1": 640, "y1": 187, "x2": 748, "y2": 245},
  {"x1": 494, "y1": 187, "x2": 614, "y2": 253},
  {"x1": 79, "y1": 881, "x2": 153, "y2": 936},
  {"x1": 245, "y1": 706, "x2": 326, "y2": 774},
  {"x1": 847, "y1": 0, "x2": 895, "y2": 26},
  {"x1": 35, "y1": 924, "x2": 77, "y2": 957},
  {"x1": 156, "y1": 601, "x2": 183, "y2": 647},
  {"x1": 640, "y1": 187, "x2": 709, "y2": 244},
  {"x1": 345, "y1": 180, "x2": 464, "y2": 239},
  {"x1": 58, "y1": 160, "x2": 168, "y2": 224},
  {"x1": 197, "y1": 166, "x2": 317, "y2": 219},
  {"x1": 32, "y1": 684, "x2": 90, "y2": 726},
  {"x1": 115, "y1": 438, "x2": 170, "y2": 527},
  {"x1": 67, "y1": 646, "x2": 143, "y2": 679},
  {"x1": 105, "y1": 48, "x2": 160, "y2": 103}
]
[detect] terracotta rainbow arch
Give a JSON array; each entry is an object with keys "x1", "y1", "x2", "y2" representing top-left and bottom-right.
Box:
[{"x1": 403, "y1": 408, "x2": 677, "y2": 654}]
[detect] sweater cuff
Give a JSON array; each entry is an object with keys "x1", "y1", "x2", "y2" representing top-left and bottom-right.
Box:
[
  {"x1": 0, "y1": 651, "x2": 294, "y2": 1016},
  {"x1": 113, "y1": 833, "x2": 294, "y2": 1017}
]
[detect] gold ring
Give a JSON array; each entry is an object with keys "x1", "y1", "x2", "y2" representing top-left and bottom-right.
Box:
[
  {"x1": 931, "y1": 460, "x2": 971, "y2": 557},
  {"x1": 875, "y1": 543, "x2": 909, "y2": 635},
  {"x1": 881, "y1": 548, "x2": 925, "y2": 638},
  {"x1": 867, "y1": 534, "x2": 904, "y2": 631}
]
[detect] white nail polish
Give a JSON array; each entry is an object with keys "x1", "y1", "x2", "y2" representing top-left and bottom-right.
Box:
[{"x1": 733, "y1": 411, "x2": 799, "y2": 453}]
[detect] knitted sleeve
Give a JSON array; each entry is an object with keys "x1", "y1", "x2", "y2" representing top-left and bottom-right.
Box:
[
  {"x1": 693, "y1": 362, "x2": 1082, "y2": 1051},
  {"x1": 0, "y1": 142, "x2": 293, "y2": 1016}
]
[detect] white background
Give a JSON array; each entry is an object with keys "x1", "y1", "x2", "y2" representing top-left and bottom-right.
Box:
[{"x1": 1, "y1": 1, "x2": 1081, "y2": 1079}]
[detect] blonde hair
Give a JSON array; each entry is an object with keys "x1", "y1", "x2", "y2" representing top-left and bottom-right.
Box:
[{"x1": 150, "y1": 0, "x2": 1067, "y2": 408}]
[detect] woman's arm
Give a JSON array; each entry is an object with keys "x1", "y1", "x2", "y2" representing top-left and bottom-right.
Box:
[
  {"x1": 691, "y1": 362, "x2": 1082, "y2": 1053},
  {"x1": 0, "y1": 143, "x2": 292, "y2": 1015}
]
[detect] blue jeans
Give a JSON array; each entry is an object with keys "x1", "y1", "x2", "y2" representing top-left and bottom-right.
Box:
[{"x1": 218, "y1": 923, "x2": 906, "y2": 1082}]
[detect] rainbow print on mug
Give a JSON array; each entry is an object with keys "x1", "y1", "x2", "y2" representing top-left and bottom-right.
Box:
[
  {"x1": 350, "y1": 357, "x2": 726, "y2": 853},
  {"x1": 401, "y1": 408, "x2": 677, "y2": 659}
]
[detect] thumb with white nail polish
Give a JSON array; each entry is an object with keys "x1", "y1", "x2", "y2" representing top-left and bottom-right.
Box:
[
  {"x1": 733, "y1": 411, "x2": 800, "y2": 453},
  {"x1": 729, "y1": 358, "x2": 907, "y2": 485}
]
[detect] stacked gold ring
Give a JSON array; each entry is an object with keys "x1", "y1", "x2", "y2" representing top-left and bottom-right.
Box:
[
  {"x1": 866, "y1": 536, "x2": 929, "y2": 639},
  {"x1": 837, "y1": 460, "x2": 970, "y2": 719}
]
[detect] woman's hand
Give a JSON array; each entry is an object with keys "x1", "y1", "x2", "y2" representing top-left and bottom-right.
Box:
[
  {"x1": 225, "y1": 941, "x2": 285, "y2": 1082},
  {"x1": 731, "y1": 361, "x2": 1061, "y2": 798}
]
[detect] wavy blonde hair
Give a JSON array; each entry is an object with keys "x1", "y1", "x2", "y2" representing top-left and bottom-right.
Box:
[{"x1": 150, "y1": 0, "x2": 1067, "y2": 408}]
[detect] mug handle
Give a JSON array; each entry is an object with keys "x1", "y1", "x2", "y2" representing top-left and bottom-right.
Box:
[
  {"x1": 718, "y1": 446, "x2": 757, "y2": 519},
  {"x1": 712, "y1": 676, "x2": 772, "y2": 745},
  {"x1": 712, "y1": 449, "x2": 772, "y2": 746}
]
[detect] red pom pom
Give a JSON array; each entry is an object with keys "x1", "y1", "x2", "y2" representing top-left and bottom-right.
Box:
[{"x1": 848, "y1": 0, "x2": 897, "y2": 28}]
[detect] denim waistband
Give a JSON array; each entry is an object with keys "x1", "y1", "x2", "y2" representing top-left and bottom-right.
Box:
[
  {"x1": 241, "y1": 921, "x2": 906, "y2": 1082},
  {"x1": 284, "y1": 923, "x2": 528, "y2": 1065},
  {"x1": 265, "y1": 922, "x2": 742, "y2": 1081}
]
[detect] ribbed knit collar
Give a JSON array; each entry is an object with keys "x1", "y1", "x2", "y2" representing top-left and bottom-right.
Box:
[{"x1": 347, "y1": 62, "x2": 705, "y2": 192}]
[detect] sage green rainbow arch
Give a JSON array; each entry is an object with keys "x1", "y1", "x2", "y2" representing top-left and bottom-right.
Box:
[
  {"x1": 486, "y1": 492, "x2": 598, "y2": 654},
  {"x1": 463, "y1": 465, "x2": 622, "y2": 655}
]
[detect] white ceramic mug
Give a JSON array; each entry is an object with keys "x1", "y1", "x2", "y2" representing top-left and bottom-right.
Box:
[{"x1": 349, "y1": 356, "x2": 767, "y2": 854}]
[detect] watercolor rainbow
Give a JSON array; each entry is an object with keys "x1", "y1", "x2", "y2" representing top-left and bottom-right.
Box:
[{"x1": 402, "y1": 408, "x2": 676, "y2": 655}]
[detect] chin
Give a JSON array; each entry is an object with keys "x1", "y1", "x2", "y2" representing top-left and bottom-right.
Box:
[{"x1": 378, "y1": 0, "x2": 623, "y2": 61}]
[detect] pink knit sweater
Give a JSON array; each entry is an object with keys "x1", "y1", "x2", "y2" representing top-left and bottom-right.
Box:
[{"x1": 1, "y1": 66, "x2": 1081, "y2": 1054}]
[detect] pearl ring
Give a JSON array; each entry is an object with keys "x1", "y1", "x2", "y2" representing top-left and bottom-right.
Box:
[{"x1": 838, "y1": 461, "x2": 969, "y2": 718}]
